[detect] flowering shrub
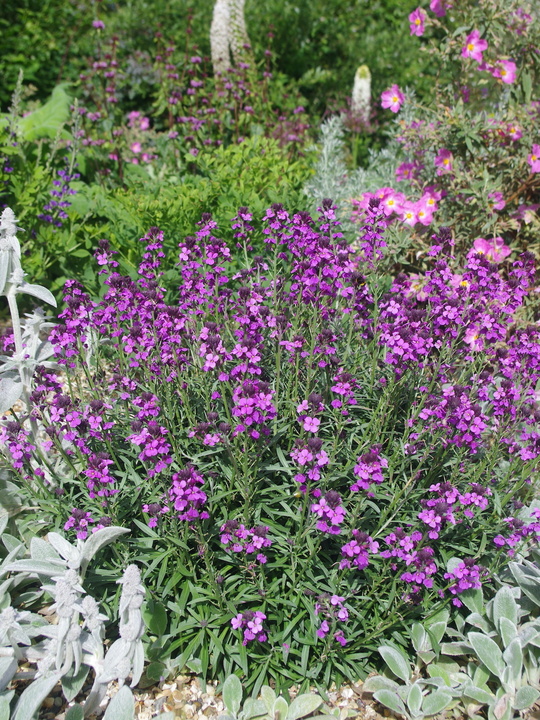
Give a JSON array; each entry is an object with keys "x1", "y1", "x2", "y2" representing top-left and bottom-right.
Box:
[
  {"x1": 353, "y1": 0, "x2": 540, "y2": 260},
  {"x1": 2, "y1": 200, "x2": 540, "y2": 689}
]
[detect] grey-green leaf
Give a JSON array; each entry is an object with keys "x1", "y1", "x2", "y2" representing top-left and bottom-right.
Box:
[
  {"x1": 261, "y1": 686, "x2": 276, "y2": 714},
  {"x1": 13, "y1": 673, "x2": 62, "y2": 720},
  {"x1": 468, "y1": 632, "x2": 505, "y2": 676},
  {"x1": 499, "y1": 617, "x2": 517, "y2": 647},
  {"x1": 502, "y1": 638, "x2": 522, "y2": 686},
  {"x1": 373, "y1": 690, "x2": 408, "y2": 718},
  {"x1": 273, "y1": 696, "x2": 289, "y2": 720},
  {"x1": 79, "y1": 527, "x2": 130, "y2": 574},
  {"x1": 103, "y1": 686, "x2": 135, "y2": 720},
  {"x1": 493, "y1": 587, "x2": 518, "y2": 629},
  {"x1": 18, "y1": 283, "x2": 57, "y2": 307},
  {"x1": 287, "y1": 693, "x2": 322, "y2": 720},
  {"x1": 407, "y1": 683, "x2": 423, "y2": 717},
  {"x1": 362, "y1": 676, "x2": 399, "y2": 692},
  {"x1": 421, "y1": 691, "x2": 452, "y2": 716},
  {"x1": 514, "y1": 686, "x2": 540, "y2": 710},
  {"x1": 0, "y1": 377, "x2": 22, "y2": 414},
  {"x1": 462, "y1": 684, "x2": 493, "y2": 704},
  {"x1": 65, "y1": 705, "x2": 84, "y2": 720},
  {"x1": 411, "y1": 624, "x2": 428, "y2": 653},
  {"x1": 222, "y1": 675, "x2": 243, "y2": 716},
  {"x1": 0, "y1": 658, "x2": 17, "y2": 692},
  {"x1": 378, "y1": 645, "x2": 411, "y2": 682}
]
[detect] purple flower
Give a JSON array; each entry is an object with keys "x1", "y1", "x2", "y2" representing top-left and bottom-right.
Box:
[{"x1": 231, "y1": 610, "x2": 267, "y2": 645}]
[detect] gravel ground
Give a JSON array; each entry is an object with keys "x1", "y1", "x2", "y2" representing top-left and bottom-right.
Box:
[{"x1": 36, "y1": 674, "x2": 387, "y2": 719}]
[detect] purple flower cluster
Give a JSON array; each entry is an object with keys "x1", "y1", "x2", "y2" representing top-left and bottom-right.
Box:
[
  {"x1": 231, "y1": 610, "x2": 267, "y2": 645},
  {"x1": 311, "y1": 491, "x2": 346, "y2": 534},
  {"x1": 63, "y1": 509, "x2": 111, "y2": 539},
  {"x1": 351, "y1": 446, "x2": 388, "y2": 493},
  {"x1": 220, "y1": 521, "x2": 272, "y2": 564},
  {"x1": 444, "y1": 559, "x2": 486, "y2": 606},
  {"x1": 315, "y1": 594, "x2": 349, "y2": 647},
  {"x1": 168, "y1": 466, "x2": 209, "y2": 522},
  {"x1": 38, "y1": 166, "x2": 80, "y2": 228},
  {"x1": 340, "y1": 530, "x2": 380, "y2": 570}
]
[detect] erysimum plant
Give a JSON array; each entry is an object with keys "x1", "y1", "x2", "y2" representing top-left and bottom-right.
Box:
[
  {"x1": 352, "y1": 0, "x2": 540, "y2": 260},
  {"x1": 1, "y1": 201, "x2": 539, "y2": 691}
]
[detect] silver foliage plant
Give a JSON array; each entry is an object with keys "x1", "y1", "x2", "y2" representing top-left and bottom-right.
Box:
[
  {"x1": 0, "y1": 521, "x2": 171, "y2": 719},
  {"x1": 364, "y1": 538, "x2": 540, "y2": 720},
  {"x1": 0, "y1": 207, "x2": 57, "y2": 416},
  {"x1": 303, "y1": 115, "x2": 405, "y2": 219}
]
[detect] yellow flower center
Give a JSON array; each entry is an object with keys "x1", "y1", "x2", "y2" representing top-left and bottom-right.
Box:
[
  {"x1": 532, "y1": 155, "x2": 537, "y2": 162},
  {"x1": 443, "y1": 158, "x2": 450, "y2": 165},
  {"x1": 467, "y1": 43, "x2": 474, "y2": 51}
]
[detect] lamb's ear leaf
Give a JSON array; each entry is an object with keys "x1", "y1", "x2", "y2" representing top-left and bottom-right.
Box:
[
  {"x1": 102, "y1": 685, "x2": 135, "y2": 720},
  {"x1": 18, "y1": 283, "x2": 57, "y2": 307},
  {"x1": 13, "y1": 672, "x2": 62, "y2": 720},
  {"x1": 0, "y1": 377, "x2": 22, "y2": 414},
  {"x1": 80, "y1": 527, "x2": 130, "y2": 574}
]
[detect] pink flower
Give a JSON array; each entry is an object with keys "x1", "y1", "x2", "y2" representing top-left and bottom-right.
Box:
[
  {"x1": 130, "y1": 142, "x2": 142, "y2": 154},
  {"x1": 381, "y1": 85, "x2": 405, "y2": 113},
  {"x1": 507, "y1": 124, "x2": 522, "y2": 141},
  {"x1": 400, "y1": 201, "x2": 418, "y2": 227},
  {"x1": 430, "y1": 0, "x2": 447, "y2": 17},
  {"x1": 528, "y1": 144, "x2": 540, "y2": 173},
  {"x1": 464, "y1": 327, "x2": 484, "y2": 351},
  {"x1": 409, "y1": 7, "x2": 427, "y2": 36},
  {"x1": 487, "y1": 192, "x2": 505, "y2": 211},
  {"x1": 415, "y1": 201, "x2": 434, "y2": 226},
  {"x1": 434, "y1": 148, "x2": 453, "y2": 175},
  {"x1": 470, "y1": 237, "x2": 511, "y2": 262},
  {"x1": 461, "y1": 30, "x2": 488, "y2": 62},
  {"x1": 302, "y1": 416, "x2": 321, "y2": 433},
  {"x1": 492, "y1": 60, "x2": 517, "y2": 84},
  {"x1": 92, "y1": 19, "x2": 105, "y2": 29},
  {"x1": 381, "y1": 190, "x2": 405, "y2": 216}
]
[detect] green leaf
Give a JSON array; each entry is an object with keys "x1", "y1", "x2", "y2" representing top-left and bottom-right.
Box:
[
  {"x1": 514, "y1": 686, "x2": 540, "y2": 710},
  {"x1": 103, "y1": 686, "x2": 135, "y2": 720},
  {"x1": 18, "y1": 85, "x2": 71, "y2": 141},
  {"x1": 261, "y1": 686, "x2": 276, "y2": 714},
  {"x1": 143, "y1": 600, "x2": 168, "y2": 637},
  {"x1": 61, "y1": 665, "x2": 89, "y2": 702},
  {"x1": 286, "y1": 693, "x2": 323, "y2": 719},
  {"x1": 421, "y1": 691, "x2": 452, "y2": 717},
  {"x1": 145, "y1": 662, "x2": 167, "y2": 682},
  {"x1": 378, "y1": 646, "x2": 411, "y2": 682},
  {"x1": 373, "y1": 689, "x2": 408, "y2": 718},
  {"x1": 222, "y1": 674, "x2": 242, "y2": 716},
  {"x1": 468, "y1": 632, "x2": 505, "y2": 676},
  {"x1": 65, "y1": 705, "x2": 84, "y2": 720},
  {"x1": 274, "y1": 696, "x2": 289, "y2": 720}
]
